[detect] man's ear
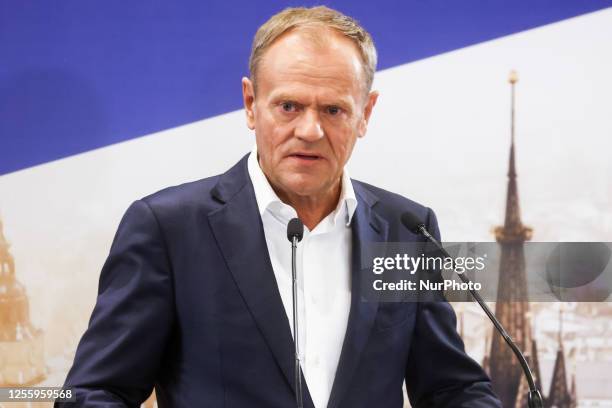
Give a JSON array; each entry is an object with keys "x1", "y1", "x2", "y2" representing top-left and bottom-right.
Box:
[
  {"x1": 358, "y1": 90, "x2": 379, "y2": 138},
  {"x1": 242, "y1": 77, "x2": 256, "y2": 130}
]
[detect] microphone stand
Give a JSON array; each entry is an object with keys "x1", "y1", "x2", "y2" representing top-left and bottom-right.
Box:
[
  {"x1": 291, "y1": 233, "x2": 304, "y2": 408},
  {"x1": 416, "y1": 226, "x2": 544, "y2": 408}
]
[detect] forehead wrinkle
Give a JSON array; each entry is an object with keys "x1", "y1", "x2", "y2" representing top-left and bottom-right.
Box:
[
  {"x1": 264, "y1": 51, "x2": 359, "y2": 84},
  {"x1": 269, "y1": 58, "x2": 360, "y2": 101},
  {"x1": 280, "y1": 70, "x2": 355, "y2": 93},
  {"x1": 267, "y1": 73, "x2": 357, "y2": 107}
]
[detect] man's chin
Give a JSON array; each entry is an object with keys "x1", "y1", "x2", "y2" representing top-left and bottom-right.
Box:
[
  {"x1": 281, "y1": 183, "x2": 323, "y2": 198},
  {"x1": 275, "y1": 176, "x2": 340, "y2": 200}
]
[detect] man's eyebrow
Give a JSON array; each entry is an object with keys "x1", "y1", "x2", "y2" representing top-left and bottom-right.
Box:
[
  {"x1": 268, "y1": 92, "x2": 354, "y2": 111},
  {"x1": 268, "y1": 92, "x2": 300, "y2": 103},
  {"x1": 323, "y1": 99, "x2": 352, "y2": 110},
  {"x1": 315, "y1": 97, "x2": 353, "y2": 114}
]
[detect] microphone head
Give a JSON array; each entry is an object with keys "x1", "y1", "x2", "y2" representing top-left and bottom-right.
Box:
[
  {"x1": 400, "y1": 211, "x2": 425, "y2": 234},
  {"x1": 287, "y1": 218, "x2": 304, "y2": 242}
]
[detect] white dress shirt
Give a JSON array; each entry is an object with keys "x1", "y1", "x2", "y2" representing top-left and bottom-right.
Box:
[{"x1": 247, "y1": 146, "x2": 357, "y2": 408}]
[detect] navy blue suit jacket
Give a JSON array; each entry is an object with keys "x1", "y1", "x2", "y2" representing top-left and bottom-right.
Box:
[{"x1": 59, "y1": 154, "x2": 500, "y2": 407}]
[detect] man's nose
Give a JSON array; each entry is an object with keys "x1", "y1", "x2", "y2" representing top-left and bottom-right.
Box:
[{"x1": 294, "y1": 109, "x2": 324, "y2": 141}]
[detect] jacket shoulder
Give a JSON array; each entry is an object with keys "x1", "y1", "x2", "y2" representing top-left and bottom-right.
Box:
[{"x1": 139, "y1": 175, "x2": 222, "y2": 215}]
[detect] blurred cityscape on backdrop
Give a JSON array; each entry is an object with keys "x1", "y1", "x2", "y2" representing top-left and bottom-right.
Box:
[{"x1": 1, "y1": 72, "x2": 611, "y2": 408}]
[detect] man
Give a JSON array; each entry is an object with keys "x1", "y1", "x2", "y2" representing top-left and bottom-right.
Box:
[{"x1": 60, "y1": 6, "x2": 501, "y2": 408}]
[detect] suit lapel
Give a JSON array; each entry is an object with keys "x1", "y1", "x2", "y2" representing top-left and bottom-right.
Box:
[
  {"x1": 327, "y1": 182, "x2": 389, "y2": 408},
  {"x1": 207, "y1": 155, "x2": 314, "y2": 407}
]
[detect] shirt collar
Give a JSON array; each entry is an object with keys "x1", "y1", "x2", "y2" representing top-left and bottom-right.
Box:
[{"x1": 247, "y1": 145, "x2": 357, "y2": 227}]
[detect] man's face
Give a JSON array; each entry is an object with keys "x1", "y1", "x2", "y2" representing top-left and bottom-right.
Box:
[{"x1": 242, "y1": 27, "x2": 378, "y2": 201}]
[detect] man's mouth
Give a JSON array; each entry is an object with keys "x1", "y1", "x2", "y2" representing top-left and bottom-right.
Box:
[{"x1": 289, "y1": 152, "x2": 321, "y2": 161}]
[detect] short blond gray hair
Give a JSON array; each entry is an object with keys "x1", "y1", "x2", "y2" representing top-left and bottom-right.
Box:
[{"x1": 249, "y1": 6, "x2": 377, "y2": 93}]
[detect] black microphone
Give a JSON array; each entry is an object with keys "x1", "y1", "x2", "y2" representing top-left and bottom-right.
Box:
[
  {"x1": 400, "y1": 211, "x2": 544, "y2": 408},
  {"x1": 286, "y1": 218, "x2": 304, "y2": 408},
  {"x1": 287, "y1": 218, "x2": 304, "y2": 243}
]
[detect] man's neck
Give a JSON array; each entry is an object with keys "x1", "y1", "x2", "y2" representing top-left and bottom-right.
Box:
[{"x1": 273, "y1": 182, "x2": 342, "y2": 231}]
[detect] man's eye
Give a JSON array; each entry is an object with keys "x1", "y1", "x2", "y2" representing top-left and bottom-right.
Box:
[
  {"x1": 327, "y1": 106, "x2": 341, "y2": 115},
  {"x1": 281, "y1": 102, "x2": 296, "y2": 112}
]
